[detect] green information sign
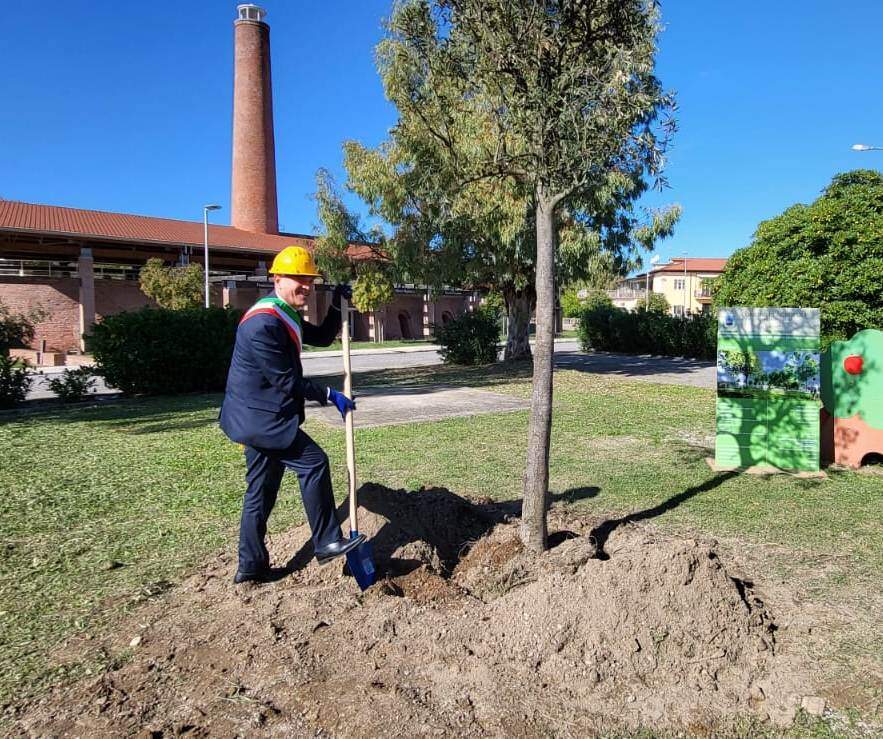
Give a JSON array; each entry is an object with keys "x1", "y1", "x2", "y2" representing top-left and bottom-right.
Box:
[{"x1": 715, "y1": 308, "x2": 821, "y2": 472}]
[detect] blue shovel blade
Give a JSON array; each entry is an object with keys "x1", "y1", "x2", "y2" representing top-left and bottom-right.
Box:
[{"x1": 345, "y1": 531, "x2": 376, "y2": 590}]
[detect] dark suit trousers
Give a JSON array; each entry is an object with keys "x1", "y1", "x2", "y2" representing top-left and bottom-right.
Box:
[{"x1": 239, "y1": 429, "x2": 341, "y2": 574}]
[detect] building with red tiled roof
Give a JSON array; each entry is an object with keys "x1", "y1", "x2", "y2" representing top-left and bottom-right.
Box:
[
  {"x1": 0, "y1": 198, "x2": 465, "y2": 354},
  {"x1": 608, "y1": 257, "x2": 729, "y2": 316},
  {"x1": 0, "y1": 5, "x2": 472, "y2": 358}
]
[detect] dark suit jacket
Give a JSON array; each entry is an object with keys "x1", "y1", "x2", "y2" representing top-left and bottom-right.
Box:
[{"x1": 219, "y1": 296, "x2": 341, "y2": 449}]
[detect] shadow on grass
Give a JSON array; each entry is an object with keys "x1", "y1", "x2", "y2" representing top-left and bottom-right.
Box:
[
  {"x1": 587, "y1": 471, "x2": 738, "y2": 560},
  {"x1": 0, "y1": 393, "x2": 224, "y2": 430}
]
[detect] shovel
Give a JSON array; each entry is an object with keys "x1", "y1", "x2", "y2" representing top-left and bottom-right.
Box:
[{"x1": 340, "y1": 296, "x2": 376, "y2": 590}]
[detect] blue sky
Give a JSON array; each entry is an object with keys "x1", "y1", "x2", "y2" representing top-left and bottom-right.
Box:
[{"x1": 1, "y1": 1, "x2": 881, "y2": 264}]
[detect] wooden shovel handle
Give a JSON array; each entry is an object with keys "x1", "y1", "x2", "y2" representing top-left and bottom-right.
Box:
[{"x1": 340, "y1": 297, "x2": 358, "y2": 534}]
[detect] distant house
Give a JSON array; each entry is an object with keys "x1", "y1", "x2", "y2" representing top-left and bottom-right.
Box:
[{"x1": 608, "y1": 258, "x2": 728, "y2": 316}]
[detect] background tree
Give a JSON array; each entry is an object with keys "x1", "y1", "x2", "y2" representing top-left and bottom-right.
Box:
[
  {"x1": 369, "y1": 0, "x2": 676, "y2": 551},
  {"x1": 638, "y1": 291, "x2": 669, "y2": 314},
  {"x1": 139, "y1": 259, "x2": 205, "y2": 310},
  {"x1": 342, "y1": 116, "x2": 678, "y2": 361},
  {"x1": 312, "y1": 170, "x2": 396, "y2": 328},
  {"x1": 714, "y1": 170, "x2": 883, "y2": 347}
]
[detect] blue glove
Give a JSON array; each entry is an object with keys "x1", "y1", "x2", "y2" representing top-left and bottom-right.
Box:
[{"x1": 327, "y1": 387, "x2": 356, "y2": 419}]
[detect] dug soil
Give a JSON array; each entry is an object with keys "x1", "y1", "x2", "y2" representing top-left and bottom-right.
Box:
[{"x1": 11, "y1": 485, "x2": 834, "y2": 737}]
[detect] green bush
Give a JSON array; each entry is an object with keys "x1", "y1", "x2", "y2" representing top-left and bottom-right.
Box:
[
  {"x1": 88, "y1": 307, "x2": 241, "y2": 395},
  {"x1": 0, "y1": 301, "x2": 44, "y2": 356},
  {"x1": 435, "y1": 308, "x2": 500, "y2": 365},
  {"x1": 0, "y1": 356, "x2": 32, "y2": 409},
  {"x1": 637, "y1": 292, "x2": 669, "y2": 315},
  {"x1": 47, "y1": 367, "x2": 96, "y2": 403},
  {"x1": 578, "y1": 305, "x2": 715, "y2": 360}
]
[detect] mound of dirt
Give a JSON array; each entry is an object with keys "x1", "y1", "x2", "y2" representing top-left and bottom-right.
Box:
[{"x1": 11, "y1": 485, "x2": 813, "y2": 737}]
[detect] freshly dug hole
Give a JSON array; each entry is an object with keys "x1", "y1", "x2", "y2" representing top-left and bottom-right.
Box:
[{"x1": 13, "y1": 484, "x2": 806, "y2": 738}]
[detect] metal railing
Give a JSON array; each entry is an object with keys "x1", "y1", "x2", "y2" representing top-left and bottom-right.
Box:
[
  {"x1": 0, "y1": 259, "x2": 141, "y2": 280},
  {"x1": 607, "y1": 287, "x2": 645, "y2": 300}
]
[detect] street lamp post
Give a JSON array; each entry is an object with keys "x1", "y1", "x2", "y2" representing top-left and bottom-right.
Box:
[
  {"x1": 645, "y1": 254, "x2": 661, "y2": 309},
  {"x1": 203, "y1": 204, "x2": 222, "y2": 308}
]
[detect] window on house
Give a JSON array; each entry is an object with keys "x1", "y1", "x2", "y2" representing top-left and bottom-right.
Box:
[
  {"x1": 674, "y1": 278, "x2": 685, "y2": 290},
  {"x1": 673, "y1": 305, "x2": 685, "y2": 317}
]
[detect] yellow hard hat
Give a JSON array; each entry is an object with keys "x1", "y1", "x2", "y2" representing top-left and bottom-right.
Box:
[{"x1": 268, "y1": 246, "x2": 321, "y2": 277}]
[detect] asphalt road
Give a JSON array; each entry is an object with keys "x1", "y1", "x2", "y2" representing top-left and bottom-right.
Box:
[{"x1": 25, "y1": 340, "x2": 715, "y2": 401}]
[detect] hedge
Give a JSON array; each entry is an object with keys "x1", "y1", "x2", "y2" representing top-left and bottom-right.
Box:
[
  {"x1": 577, "y1": 305, "x2": 716, "y2": 360},
  {"x1": 88, "y1": 307, "x2": 242, "y2": 395}
]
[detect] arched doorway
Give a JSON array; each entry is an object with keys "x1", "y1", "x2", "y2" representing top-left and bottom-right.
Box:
[{"x1": 398, "y1": 311, "x2": 412, "y2": 339}]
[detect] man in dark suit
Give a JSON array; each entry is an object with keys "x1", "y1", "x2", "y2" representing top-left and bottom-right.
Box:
[{"x1": 220, "y1": 246, "x2": 365, "y2": 584}]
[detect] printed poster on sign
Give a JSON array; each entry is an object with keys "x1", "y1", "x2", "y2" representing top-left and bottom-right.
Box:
[{"x1": 715, "y1": 308, "x2": 821, "y2": 472}]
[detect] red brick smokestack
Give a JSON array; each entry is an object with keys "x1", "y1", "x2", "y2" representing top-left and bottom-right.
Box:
[{"x1": 231, "y1": 4, "x2": 278, "y2": 234}]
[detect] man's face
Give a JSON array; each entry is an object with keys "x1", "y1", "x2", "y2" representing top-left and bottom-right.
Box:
[{"x1": 274, "y1": 274, "x2": 315, "y2": 309}]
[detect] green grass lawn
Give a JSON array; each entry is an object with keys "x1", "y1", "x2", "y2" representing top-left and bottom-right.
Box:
[{"x1": 1, "y1": 363, "x2": 881, "y2": 717}]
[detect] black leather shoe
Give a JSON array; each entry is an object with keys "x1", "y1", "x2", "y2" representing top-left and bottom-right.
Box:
[
  {"x1": 315, "y1": 534, "x2": 367, "y2": 565},
  {"x1": 233, "y1": 567, "x2": 287, "y2": 584}
]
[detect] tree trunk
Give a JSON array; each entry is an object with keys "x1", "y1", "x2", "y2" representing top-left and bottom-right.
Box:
[
  {"x1": 520, "y1": 189, "x2": 556, "y2": 553},
  {"x1": 504, "y1": 287, "x2": 533, "y2": 361}
]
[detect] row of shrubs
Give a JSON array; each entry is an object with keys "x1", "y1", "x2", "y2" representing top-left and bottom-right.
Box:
[
  {"x1": 2, "y1": 303, "x2": 504, "y2": 406},
  {"x1": 577, "y1": 303, "x2": 716, "y2": 360}
]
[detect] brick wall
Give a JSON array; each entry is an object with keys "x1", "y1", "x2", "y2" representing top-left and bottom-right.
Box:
[
  {"x1": 382, "y1": 295, "x2": 424, "y2": 340},
  {"x1": 433, "y1": 296, "x2": 469, "y2": 329},
  {"x1": 0, "y1": 277, "x2": 159, "y2": 352},
  {"x1": 0, "y1": 277, "x2": 81, "y2": 352},
  {"x1": 95, "y1": 280, "x2": 155, "y2": 318}
]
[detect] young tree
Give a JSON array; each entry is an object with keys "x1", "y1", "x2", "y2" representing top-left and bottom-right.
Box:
[
  {"x1": 342, "y1": 107, "x2": 678, "y2": 361},
  {"x1": 374, "y1": 0, "x2": 676, "y2": 551},
  {"x1": 312, "y1": 169, "x2": 396, "y2": 331},
  {"x1": 638, "y1": 291, "x2": 669, "y2": 314},
  {"x1": 139, "y1": 259, "x2": 205, "y2": 310},
  {"x1": 714, "y1": 170, "x2": 883, "y2": 346}
]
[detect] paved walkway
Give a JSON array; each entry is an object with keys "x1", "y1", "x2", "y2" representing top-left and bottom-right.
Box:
[
  {"x1": 309, "y1": 384, "x2": 530, "y2": 428},
  {"x1": 553, "y1": 349, "x2": 715, "y2": 389},
  {"x1": 24, "y1": 339, "x2": 715, "y2": 401}
]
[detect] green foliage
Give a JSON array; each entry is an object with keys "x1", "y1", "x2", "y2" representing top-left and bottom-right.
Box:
[
  {"x1": 480, "y1": 291, "x2": 505, "y2": 322},
  {"x1": 714, "y1": 170, "x2": 883, "y2": 346},
  {"x1": 138, "y1": 258, "x2": 205, "y2": 310},
  {"x1": 47, "y1": 367, "x2": 96, "y2": 403},
  {"x1": 0, "y1": 355, "x2": 32, "y2": 408},
  {"x1": 561, "y1": 288, "x2": 614, "y2": 318},
  {"x1": 88, "y1": 308, "x2": 240, "y2": 395},
  {"x1": 0, "y1": 301, "x2": 44, "y2": 355},
  {"x1": 719, "y1": 349, "x2": 761, "y2": 379},
  {"x1": 341, "y1": 0, "x2": 680, "y2": 360},
  {"x1": 638, "y1": 292, "x2": 670, "y2": 314},
  {"x1": 435, "y1": 309, "x2": 500, "y2": 365},
  {"x1": 351, "y1": 264, "x2": 395, "y2": 313},
  {"x1": 578, "y1": 304, "x2": 715, "y2": 360},
  {"x1": 560, "y1": 288, "x2": 582, "y2": 318}
]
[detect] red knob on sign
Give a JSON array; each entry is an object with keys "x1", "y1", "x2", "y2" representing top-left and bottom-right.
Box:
[{"x1": 843, "y1": 355, "x2": 863, "y2": 375}]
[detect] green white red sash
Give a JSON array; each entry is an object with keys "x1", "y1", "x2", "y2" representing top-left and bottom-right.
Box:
[{"x1": 240, "y1": 296, "x2": 303, "y2": 353}]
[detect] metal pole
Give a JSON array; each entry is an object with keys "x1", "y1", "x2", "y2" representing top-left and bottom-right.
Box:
[{"x1": 203, "y1": 208, "x2": 210, "y2": 309}]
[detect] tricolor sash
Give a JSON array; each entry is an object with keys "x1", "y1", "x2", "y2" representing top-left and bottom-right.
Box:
[{"x1": 240, "y1": 296, "x2": 303, "y2": 353}]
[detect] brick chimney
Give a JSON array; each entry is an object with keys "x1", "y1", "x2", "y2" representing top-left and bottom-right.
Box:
[{"x1": 231, "y1": 4, "x2": 278, "y2": 234}]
